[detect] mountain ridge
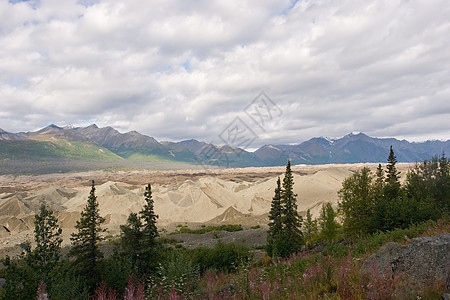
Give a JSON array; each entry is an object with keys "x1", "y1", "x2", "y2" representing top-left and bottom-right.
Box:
[{"x1": 1, "y1": 124, "x2": 449, "y2": 174}]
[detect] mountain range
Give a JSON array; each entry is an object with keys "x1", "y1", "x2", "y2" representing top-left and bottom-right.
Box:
[{"x1": 1, "y1": 124, "x2": 449, "y2": 174}]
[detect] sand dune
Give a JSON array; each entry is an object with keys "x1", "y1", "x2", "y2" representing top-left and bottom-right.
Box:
[{"x1": 0, "y1": 163, "x2": 413, "y2": 250}]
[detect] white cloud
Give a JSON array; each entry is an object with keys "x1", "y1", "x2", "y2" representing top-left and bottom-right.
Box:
[{"x1": 0, "y1": 0, "x2": 449, "y2": 145}]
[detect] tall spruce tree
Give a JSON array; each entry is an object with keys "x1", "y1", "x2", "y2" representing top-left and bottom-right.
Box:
[
  {"x1": 139, "y1": 184, "x2": 160, "y2": 274},
  {"x1": 437, "y1": 153, "x2": 450, "y2": 212},
  {"x1": 267, "y1": 177, "x2": 283, "y2": 257},
  {"x1": 279, "y1": 161, "x2": 303, "y2": 257},
  {"x1": 29, "y1": 203, "x2": 62, "y2": 283},
  {"x1": 69, "y1": 180, "x2": 105, "y2": 292},
  {"x1": 385, "y1": 146, "x2": 401, "y2": 199},
  {"x1": 379, "y1": 146, "x2": 404, "y2": 230},
  {"x1": 3, "y1": 204, "x2": 62, "y2": 299},
  {"x1": 375, "y1": 163, "x2": 385, "y2": 189},
  {"x1": 120, "y1": 212, "x2": 143, "y2": 274}
]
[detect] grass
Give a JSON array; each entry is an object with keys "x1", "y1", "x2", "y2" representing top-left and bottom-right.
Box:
[
  {"x1": 124, "y1": 153, "x2": 176, "y2": 162},
  {"x1": 169, "y1": 224, "x2": 244, "y2": 235},
  {"x1": 0, "y1": 138, "x2": 197, "y2": 175}
]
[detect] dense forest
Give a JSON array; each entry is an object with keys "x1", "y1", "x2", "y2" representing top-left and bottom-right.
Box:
[{"x1": 0, "y1": 147, "x2": 449, "y2": 299}]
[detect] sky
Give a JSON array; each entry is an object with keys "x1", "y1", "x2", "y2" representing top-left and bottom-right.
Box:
[{"x1": 1, "y1": 0, "x2": 449, "y2": 148}]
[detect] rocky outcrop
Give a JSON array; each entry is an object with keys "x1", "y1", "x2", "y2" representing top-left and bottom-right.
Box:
[{"x1": 359, "y1": 234, "x2": 450, "y2": 299}]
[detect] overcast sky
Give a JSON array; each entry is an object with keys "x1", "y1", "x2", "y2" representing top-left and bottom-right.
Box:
[{"x1": 1, "y1": 0, "x2": 449, "y2": 147}]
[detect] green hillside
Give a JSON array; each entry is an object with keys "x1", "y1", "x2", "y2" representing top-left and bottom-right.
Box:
[
  {"x1": 125, "y1": 153, "x2": 176, "y2": 162},
  {"x1": 0, "y1": 139, "x2": 123, "y2": 161}
]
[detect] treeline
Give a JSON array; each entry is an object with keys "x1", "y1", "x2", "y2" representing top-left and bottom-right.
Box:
[
  {"x1": 339, "y1": 147, "x2": 449, "y2": 236},
  {"x1": 267, "y1": 147, "x2": 450, "y2": 256}
]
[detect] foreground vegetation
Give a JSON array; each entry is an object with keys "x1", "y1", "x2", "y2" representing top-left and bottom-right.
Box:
[
  {"x1": 179, "y1": 218, "x2": 449, "y2": 299},
  {"x1": 0, "y1": 148, "x2": 448, "y2": 299}
]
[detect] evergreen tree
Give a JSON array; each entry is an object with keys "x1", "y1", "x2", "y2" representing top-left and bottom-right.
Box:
[
  {"x1": 2, "y1": 254, "x2": 37, "y2": 300},
  {"x1": 378, "y1": 146, "x2": 405, "y2": 230},
  {"x1": 385, "y1": 146, "x2": 401, "y2": 199},
  {"x1": 404, "y1": 154, "x2": 448, "y2": 223},
  {"x1": 279, "y1": 161, "x2": 303, "y2": 257},
  {"x1": 437, "y1": 153, "x2": 450, "y2": 212},
  {"x1": 3, "y1": 205, "x2": 62, "y2": 299},
  {"x1": 267, "y1": 177, "x2": 283, "y2": 257},
  {"x1": 318, "y1": 203, "x2": 339, "y2": 242},
  {"x1": 139, "y1": 184, "x2": 160, "y2": 275},
  {"x1": 404, "y1": 164, "x2": 437, "y2": 223},
  {"x1": 303, "y1": 209, "x2": 319, "y2": 248},
  {"x1": 375, "y1": 164, "x2": 385, "y2": 191},
  {"x1": 29, "y1": 203, "x2": 62, "y2": 283},
  {"x1": 69, "y1": 180, "x2": 105, "y2": 292},
  {"x1": 119, "y1": 212, "x2": 143, "y2": 274}
]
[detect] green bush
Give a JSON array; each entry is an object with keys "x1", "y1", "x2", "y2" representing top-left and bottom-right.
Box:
[
  {"x1": 150, "y1": 249, "x2": 200, "y2": 297},
  {"x1": 47, "y1": 260, "x2": 90, "y2": 300},
  {"x1": 191, "y1": 241, "x2": 251, "y2": 273},
  {"x1": 170, "y1": 224, "x2": 243, "y2": 235}
]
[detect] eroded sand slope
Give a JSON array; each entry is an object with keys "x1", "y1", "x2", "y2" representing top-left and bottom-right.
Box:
[{"x1": 0, "y1": 163, "x2": 413, "y2": 252}]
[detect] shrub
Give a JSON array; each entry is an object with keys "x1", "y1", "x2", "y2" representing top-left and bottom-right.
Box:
[
  {"x1": 169, "y1": 224, "x2": 243, "y2": 235},
  {"x1": 149, "y1": 249, "x2": 200, "y2": 298},
  {"x1": 191, "y1": 242, "x2": 251, "y2": 273}
]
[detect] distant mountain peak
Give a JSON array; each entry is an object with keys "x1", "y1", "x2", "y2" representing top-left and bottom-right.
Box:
[
  {"x1": 346, "y1": 131, "x2": 368, "y2": 137},
  {"x1": 259, "y1": 144, "x2": 282, "y2": 151},
  {"x1": 39, "y1": 124, "x2": 62, "y2": 133},
  {"x1": 267, "y1": 144, "x2": 281, "y2": 151},
  {"x1": 46, "y1": 124, "x2": 61, "y2": 129},
  {"x1": 322, "y1": 136, "x2": 335, "y2": 144}
]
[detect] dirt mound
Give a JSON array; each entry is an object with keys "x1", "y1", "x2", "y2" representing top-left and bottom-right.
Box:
[
  {"x1": 0, "y1": 214, "x2": 35, "y2": 236},
  {"x1": 21, "y1": 186, "x2": 78, "y2": 211},
  {"x1": 207, "y1": 206, "x2": 269, "y2": 226},
  {"x1": 57, "y1": 211, "x2": 82, "y2": 229},
  {"x1": 0, "y1": 196, "x2": 33, "y2": 217}
]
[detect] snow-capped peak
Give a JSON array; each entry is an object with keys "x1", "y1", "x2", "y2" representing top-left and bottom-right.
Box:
[{"x1": 323, "y1": 136, "x2": 335, "y2": 144}]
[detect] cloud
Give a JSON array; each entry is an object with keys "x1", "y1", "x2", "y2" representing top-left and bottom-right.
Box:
[{"x1": 0, "y1": 0, "x2": 449, "y2": 146}]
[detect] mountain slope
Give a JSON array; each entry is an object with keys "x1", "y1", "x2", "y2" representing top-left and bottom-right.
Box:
[
  {"x1": 30, "y1": 124, "x2": 197, "y2": 162},
  {"x1": 0, "y1": 138, "x2": 122, "y2": 161},
  {"x1": 164, "y1": 139, "x2": 264, "y2": 167},
  {"x1": 255, "y1": 132, "x2": 450, "y2": 165},
  {"x1": 1, "y1": 125, "x2": 449, "y2": 174}
]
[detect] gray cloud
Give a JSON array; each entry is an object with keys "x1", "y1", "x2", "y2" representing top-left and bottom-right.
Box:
[{"x1": 0, "y1": 0, "x2": 449, "y2": 147}]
